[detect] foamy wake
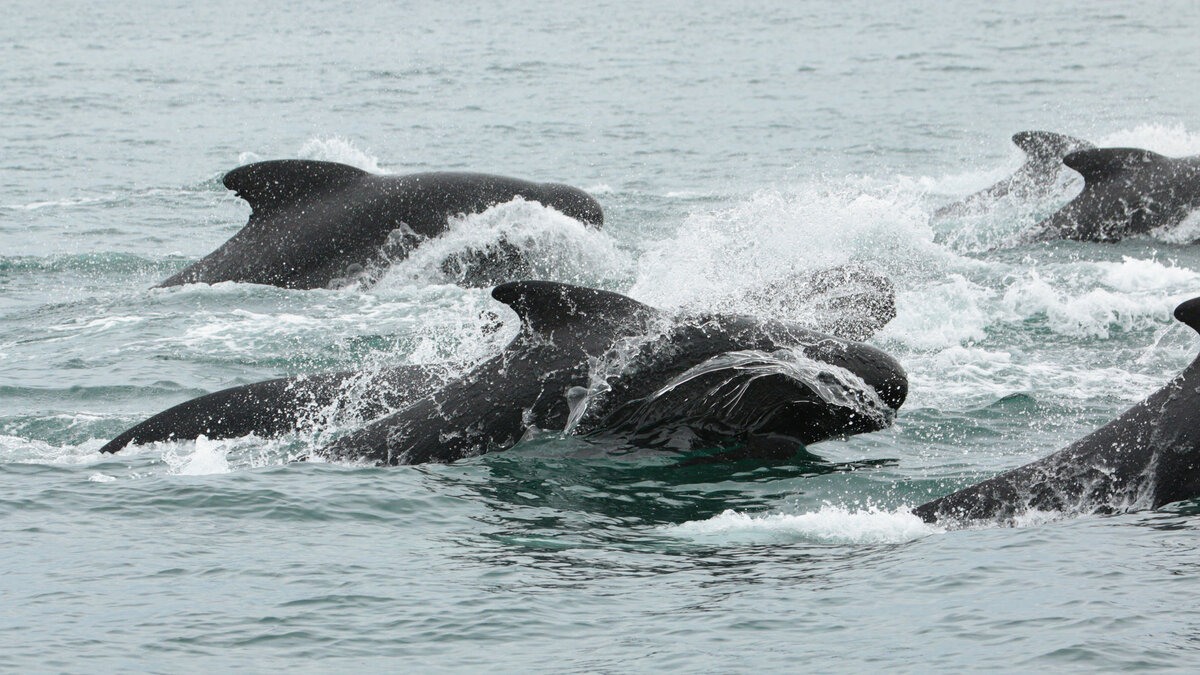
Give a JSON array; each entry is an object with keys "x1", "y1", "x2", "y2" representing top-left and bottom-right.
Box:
[
  {"x1": 662, "y1": 506, "x2": 940, "y2": 545},
  {"x1": 0, "y1": 434, "x2": 110, "y2": 465}
]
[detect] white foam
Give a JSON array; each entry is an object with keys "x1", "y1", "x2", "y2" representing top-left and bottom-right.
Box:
[
  {"x1": 629, "y1": 178, "x2": 956, "y2": 310},
  {"x1": 1000, "y1": 274, "x2": 1182, "y2": 339},
  {"x1": 1156, "y1": 210, "x2": 1200, "y2": 245},
  {"x1": 1095, "y1": 123, "x2": 1200, "y2": 156},
  {"x1": 375, "y1": 197, "x2": 630, "y2": 289},
  {"x1": 884, "y1": 275, "x2": 993, "y2": 350},
  {"x1": 0, "y1": 434, "x2": 110, "y2": 465},
  {"x1": 663, "y1": 506, "x2": 939, "y2": 545},
  {"x1": 1095, "y1": 256, "x2": 1200, "y2": 292},
  {"x1": 161, "y1": 435, "x2": 231, "y2": 475}
]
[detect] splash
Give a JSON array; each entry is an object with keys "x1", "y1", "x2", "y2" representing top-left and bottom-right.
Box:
[
  {"x1": 629, "y1": 178, "x2": 952, "y2": 310},
  {"x1": 0, "y1": 433, "x2": 109, "y2": 465},
  {"x1": 663, "y1": 506, "x2": 939, "y2": 545},
  {"x1": 374, "y1": 197, "x2": 631, "y2": 289},
  {"x1": 296, "y1": 136, "x2": 387, "y2": 173},
  {"x1": 999, "y1": 270, "x2": 1189, "y2": 339},
  {"x1": 1095, "y1": 123, "x2": 1200, "y2": 156},
  {"x1": 643, "y1": 348, "x2": 895, "y2": 428},
  {"x1": 161, "y1": 435, "x2": 232, "y2": 475}
]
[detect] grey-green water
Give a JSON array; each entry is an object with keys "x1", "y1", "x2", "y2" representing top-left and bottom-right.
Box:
[{"x1": 5, "y1": 0, "x2": 1200, "y2": 670}]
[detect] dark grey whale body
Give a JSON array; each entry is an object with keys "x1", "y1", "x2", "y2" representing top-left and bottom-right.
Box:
[
  {"x1": 915, "y1": 297, "x2": 1200, "y2": 526},
  {"x1": 158, "y1": 160, "x2": 604, "y2": 289},
  {"x1": 99, "y1": 364, "x2": 449, "y2": 455},
  {"x1": 1028, "y1": 148, "x2": 1200, "y2": 242},
  {"x1": 317, "y1": 281, "x2": 908, "y2": 465},
  {"x1": 102, "y1": 275, "x2": 903, "y2": 456},
  {"x1": 934, "y1": 131, "x2": 1094, "y2": 219}
]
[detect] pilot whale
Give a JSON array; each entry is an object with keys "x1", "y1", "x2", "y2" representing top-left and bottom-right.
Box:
[
  {"x1": 98, "y1": 364, "x2": 449, "y2": 455},
  {"x1": 101, "y1": 274, "x2": 903, "y2": 456},
  {"x1": 1027, "y1": 147, "x2": 1200, "y2": 242},
  {"x1": 914, "y1": 297, "x2": 1200, "y2": 526},
  {"x1": 934, "y1": 131, "x2": 1094, "y2": 219},
  {"x1": 316, "y1": 281, "x2": 908, "y2": 465},
  {"x1": 158, "y1": 160, "x2": 604, "y2": 289}
]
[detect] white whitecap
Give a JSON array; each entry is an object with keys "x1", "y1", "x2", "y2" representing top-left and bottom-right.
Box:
[{"x1": 662, "y1": 506, "x2": 939, "y2": 545}]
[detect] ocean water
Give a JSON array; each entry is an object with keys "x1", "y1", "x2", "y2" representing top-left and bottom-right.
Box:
[{"x1": 5, "y1": 0, "x2": 1200, "y2": 670}]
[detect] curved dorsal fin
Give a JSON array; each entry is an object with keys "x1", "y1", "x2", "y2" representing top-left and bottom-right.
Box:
[
  {"x1": 223, "y1": 160, "x2": 369, "y2": 213},
  {"x1": 1011, "y1": 131, "x2": 1093, "y2": 162},
  {"x1": 492, "y1": 281, "x2": 657, "y2": 336},
  {"x1": 1063, "y1": 147, "x2": 1168, "y2": 185},
  {"x1": 1175, "y1": 297, "x2": 1200, "y2": 336}
]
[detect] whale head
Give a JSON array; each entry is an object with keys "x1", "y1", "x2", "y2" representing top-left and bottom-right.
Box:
[
  {"x1": 574, "y1": 312, "x2": 908, "y2": 455},
  {"x1": 539, "y1": 183, "x2": 604, "y2": 228}
]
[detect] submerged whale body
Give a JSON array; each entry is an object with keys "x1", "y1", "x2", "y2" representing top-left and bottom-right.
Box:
[
  {"x1": 933, "y1": 131, "x2": 1094, "y2": 219},
  {"x1": 158, "y1": 160, "x2": 604, "y2": 289},
  {"x1": 1027, "y1": 147, "x2": 1200, "y2": 242},
  {"x1": 914, "y1": 297, "x2": 1200, "y2": 526},
  {"x1": 317, "y1": 281, "x2": 908, "y2": 466}
]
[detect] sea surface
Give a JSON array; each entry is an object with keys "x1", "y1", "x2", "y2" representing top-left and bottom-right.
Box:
[{"x1": 5, "y1": 0, "x2": 1200, "y2": 671}]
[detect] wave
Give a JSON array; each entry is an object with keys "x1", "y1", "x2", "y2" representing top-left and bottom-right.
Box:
[{"x1": 662, "y1": 506, "x2": 939, "y2": 545}]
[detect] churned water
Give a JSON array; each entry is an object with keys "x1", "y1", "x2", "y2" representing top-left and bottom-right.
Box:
[{"x1": 5, "y1": 0, "x2": 1200, "y2": 670}]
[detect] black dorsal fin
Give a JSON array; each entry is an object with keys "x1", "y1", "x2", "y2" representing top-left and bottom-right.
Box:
[
  {"x1": 1063, "y1": 147, "x2": 1168, "y2": 184},
  {"x1": 1174, "y1": 297, "x2": 1200, "y2": 336},
  {"x1": 223, "y1": 160, "x2": 369, "y2": 213},
  {"x1": 1011, "y1": 131, "x2": 1094, "y2": 162},
  {"x1": 492, "y1": 281, "x2": 657, "y2": 335}
]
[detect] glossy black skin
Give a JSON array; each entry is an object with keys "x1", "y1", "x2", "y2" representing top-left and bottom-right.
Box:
[
  {"x1": 158, "y1": 160, "x2": 604, "y2": 289},
  {"x1": 1029, "y1": 148, "x2": 1200, "y2": 242},
  {"x1": 933, "y1": 131, "x2": 1094, "y2": 219},
  {"x1": 317, "y1": 281, "x2": 908, "y2": 466},
  {"x1": 915, "y1": 297, "x2": 1200, "y2": 526},
  {"x1": 99, "y1": 365, "x2": 445, "y2": 454},
  {"x1": 574, "y1": 314, "x2": 907, "y2": 453}
]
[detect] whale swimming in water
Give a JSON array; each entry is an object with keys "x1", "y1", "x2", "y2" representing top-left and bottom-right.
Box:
[
  {"x1": 102, "y1": 271, "x2": 902, "y2": 455},
  {"x1": 933, "y1": 131, "x2": 1094, "y2": 219},
  {"x1": 914, "y1": 297, "x2": 1200, "y2": 526},
  {"x1": 98, "y1": 364, "x2": 450, "y2": 455},
  {"x1": 104, "y1": 282, "x2": 908, "y2": 464},
  {"x1": 316, "y1": 281, "x2": 908, "y2": 465},
  {"x1": 158, "y1": 160, "x2": 604, "y2": 290},
  {"x1": 1026, "y1": 147, "x2": 1200, "y2": 242}
]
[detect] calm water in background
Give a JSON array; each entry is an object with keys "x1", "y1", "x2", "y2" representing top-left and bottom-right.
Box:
[{"x1": 5, "y1": 0, "x2": 1200, "y2": 670}]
